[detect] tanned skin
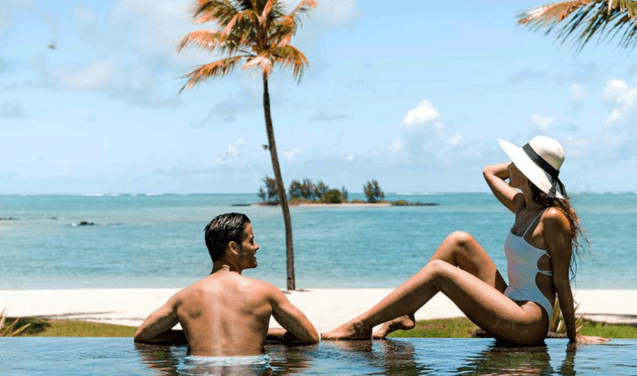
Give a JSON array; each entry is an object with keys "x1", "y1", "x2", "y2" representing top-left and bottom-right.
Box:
[
  {"x1": 322, "y1": 163, "x2": 609, "y2": 345},
  {"x1": 134, "y1": 223, "x2": 318, "y2": 356}
]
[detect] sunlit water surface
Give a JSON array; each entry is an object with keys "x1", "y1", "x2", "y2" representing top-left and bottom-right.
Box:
[{"x1": 1, "y1": 338, "x2": 636, "y2": 375}]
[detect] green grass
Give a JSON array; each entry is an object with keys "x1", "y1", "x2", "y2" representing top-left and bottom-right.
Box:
[
  {"x1": 388, "y1": 317, "x2": 480, "y2": 338},
  {"x1": 7, "y1": 317, "x2": 136, "y2": 337},
  {"x1": 5, "y1": 316, "x2": 637, "y2": 339},
  {"x1": 388, "y1": 318, "x2": 637, "y2": 339},
  {"x1": 578, "y1": 319, "x2": 637, "y2": 339}
]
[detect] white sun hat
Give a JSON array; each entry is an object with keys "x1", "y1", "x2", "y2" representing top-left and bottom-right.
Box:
[{"x1": 498, "y1": 136, "x2": 567, "y2": 199}]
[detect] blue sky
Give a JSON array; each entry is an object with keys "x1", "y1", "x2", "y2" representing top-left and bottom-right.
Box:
[{"x1": 1, "y1": 0, "x2": 636, "y2": 195}]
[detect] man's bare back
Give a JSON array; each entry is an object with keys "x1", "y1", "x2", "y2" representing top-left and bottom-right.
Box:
[
  {"x1": 177, "y1": 271, "x2": 301, "y2": 356},
  {"x1": 134, "y1": 214, "x2": 318, "y2": 356}
]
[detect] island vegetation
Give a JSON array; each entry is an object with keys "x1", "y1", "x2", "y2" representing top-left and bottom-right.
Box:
[{"x1": 257, "y1": 177, "x2": 438, "y2": 206}]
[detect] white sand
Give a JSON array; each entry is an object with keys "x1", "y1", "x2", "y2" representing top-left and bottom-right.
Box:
[{"x1": 1, "y1": 289, "x2": 635, "y2": 333}]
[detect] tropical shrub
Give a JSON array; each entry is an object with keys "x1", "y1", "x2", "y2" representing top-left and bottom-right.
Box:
[
  {"x1": 0, "y1": 309, "x2": 30, "y2": 337},
  {"x1": 258, "y1": 176, "x2": 279, "y2": 203},
  {"x1": 320, "y1": 189, "x2": 343, "y2": 204},
  {"x1": 340, "y1": 186, "x2": 348, "y2": 202},
  {"x1": 550, "y1": 298, "x2": 585, "y2": 334},
  {"x1": 363, "y1": 179, "x2": 385, "y2": 203}
]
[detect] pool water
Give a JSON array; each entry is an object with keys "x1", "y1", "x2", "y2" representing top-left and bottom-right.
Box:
[{"x1": 1, "y1": 338, "x2": 635, "y2": 375}]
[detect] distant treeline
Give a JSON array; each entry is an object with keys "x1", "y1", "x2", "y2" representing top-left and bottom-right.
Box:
[{"x1": 257, "y1": 177, "x2": 437, "y2": 206}]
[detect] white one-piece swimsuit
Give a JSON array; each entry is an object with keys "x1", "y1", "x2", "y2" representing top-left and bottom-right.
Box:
[{"x1": 503, "y1": 210, "x2": 554, "y2": 320}]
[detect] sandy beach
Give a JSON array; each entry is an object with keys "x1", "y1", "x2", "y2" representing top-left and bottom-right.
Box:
[{"x1": 1, "y1": 289, "x2": 635, "y2": 334}]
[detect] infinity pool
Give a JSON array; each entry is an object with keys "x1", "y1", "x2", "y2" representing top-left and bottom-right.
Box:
[{"x1": 1, "y1": 338, "x2": 635, "y2": 375}]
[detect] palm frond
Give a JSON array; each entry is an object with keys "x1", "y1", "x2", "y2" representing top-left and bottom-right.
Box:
[
  {"x1": 235, "y1": 0, "x2": 260, "y2": 12},
  {"x1": 194, "y1": 0, "x2": 238, "y2": 26},
  {"x1": 271, "y1": 16, "x2": 295, "y2": 47},
  {"x1": 258, "y1": 0, "x2": 274, "y2": 25},
  {"x1": 178, "y1": 0, "x2": 313, "y2": 86},
  {"x1": 221, "y1": 9, "x2": 260, "y2": 41},
  {"x1": 273, "y1": 45, "x2": 308, "y2": 80},
  {"x1": 242, "y1": 53, "x2": 274, "y2": 75},
  {"x1": 519, "y1": 1, "x2": 593, "y2": 26},
  {"x1": 180, "y1": 56, "x2": 246, "y2": 92},
  {"x1": 289, "y1": 0, "x2": 317, "y2": 27},
  {"x1": 177, "y1": 30, "x2": 224, "y2": 53},
  {"x1": 518, "y1": 0, "x2": 637, "y2": 51}
]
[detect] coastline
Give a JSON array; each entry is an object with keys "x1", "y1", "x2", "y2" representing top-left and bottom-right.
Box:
[{"x1": 2, "y1": 288, "x2": 635, "y2": 334}]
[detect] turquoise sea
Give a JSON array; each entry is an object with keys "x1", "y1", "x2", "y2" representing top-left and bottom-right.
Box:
[{"x1": 1, "y1": 193, "x2": 635, "y2": 290}]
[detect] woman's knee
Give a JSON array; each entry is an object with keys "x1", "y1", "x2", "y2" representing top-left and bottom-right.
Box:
[
  {"x1": 444, "y1": 231, "x2": 475, "y2": 249},
  {"x1": 423, "y1": 259, "x2": 452, "y2": 279}
]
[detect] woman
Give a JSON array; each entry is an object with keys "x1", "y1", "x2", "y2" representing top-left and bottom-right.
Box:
[{"x1": 322, "y1": 136, "x2": 609, "y2": 345}]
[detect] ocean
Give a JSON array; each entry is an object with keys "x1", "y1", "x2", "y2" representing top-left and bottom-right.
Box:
[{"x1": 1, "y1": 192, "x2": 635, "y2": 290}]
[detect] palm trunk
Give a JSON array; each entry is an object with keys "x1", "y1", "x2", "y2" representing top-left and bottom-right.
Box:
[{"x1": 262, "y1": 73, "x2": 295, "y2": 291}]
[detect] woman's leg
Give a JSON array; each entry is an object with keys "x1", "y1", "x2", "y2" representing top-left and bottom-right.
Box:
[
  {"x1": 372, "y1": 232, "x2": 507, "y2": 338},
  {"x1": 322, "y1": 259, "x2": 547, "y2": 343}
]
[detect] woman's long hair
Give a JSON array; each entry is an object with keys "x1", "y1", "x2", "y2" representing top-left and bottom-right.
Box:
[{"x1": 530, "y1": 183, "x2": 589, "y2": 280}]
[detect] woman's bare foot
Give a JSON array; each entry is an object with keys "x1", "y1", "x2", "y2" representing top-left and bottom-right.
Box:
[
  {"x1": 371, "y1": 314, "x2": 415, "y2": 339},
  {"x1": 321, "y1": 319, "x2": 372, "y2": 340}
]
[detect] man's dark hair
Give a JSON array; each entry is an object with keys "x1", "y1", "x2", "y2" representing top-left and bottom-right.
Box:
[{"x1": 204, "y1": 213, "x2": 251, "y2": 261}]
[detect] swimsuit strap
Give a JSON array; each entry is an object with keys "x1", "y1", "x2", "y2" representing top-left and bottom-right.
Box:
[{"x1": 521, "y1": 209, "x2": 547, "y2": 238}]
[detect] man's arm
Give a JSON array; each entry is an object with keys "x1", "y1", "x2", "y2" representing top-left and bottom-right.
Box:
[
  {"x1": 134, "y1": 294, "x2": 181, "y2": 343},
  {"x1": 268, "y1": 288, "x2": 319, "y2": 344}
]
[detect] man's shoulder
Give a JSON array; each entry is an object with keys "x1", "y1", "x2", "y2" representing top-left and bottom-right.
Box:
[
  {"x1": 239, "y1": 275, "x2": 281, "y2": 295},
  {"x1": 193, "y1": 272, "x2": 281, "y2": 296}
]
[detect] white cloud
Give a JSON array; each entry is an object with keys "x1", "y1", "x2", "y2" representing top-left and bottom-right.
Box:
[
  {"x1": 384, "y1": 100, "x2": 469, "y2": 169},
  {"x1": 281, "y1": 0, "x2": 359, "y2": 27},
  {"x1": 602, "y1": 79, "x2": 637, "y2": 127},
  {"x1": 315, "y1": 0, "x2": 360, "y2": 24},
  {"x1": 0, "y1": 101, "x2": 24, "y2": 118},
  {"x1": 602, "y1": 79, "x2": 629, "y2": 102},
  {"x1": 530, "y1": 113, "x2": 553, "y2": 131},
  {"x1": 401, "y1": 100, "x2": 441, "y2": 130},
  {"x1": 389, "y1": 141, "x2": 404, "y2": 153},
  {"x1": 0, "y1": 0, "x2": 36, "y2": 37},
  {"x1": 108, "y1": 0, "x2": 192, "y2": 54},
  {"x1": 446, "y1": 132, "x2": 464, "y2": 148},
  {"x1": 214, "y1": 139, "x2": 247, "y2": 166},
  {"x1": 282, "y1": 147, "x2": 302, "y2": 161},
  {"x1": 51, "y1": 57, "x2": 115, "y2": 91},
  {"x1": 570, "y1": 83, "x2": 587, "y2": 101},
  {"x1": 46, "y1": 56, "x2": 180, "y2": 107},
  {"x1": 73, "y1": 5, "x2": 99, "y2": 44}
]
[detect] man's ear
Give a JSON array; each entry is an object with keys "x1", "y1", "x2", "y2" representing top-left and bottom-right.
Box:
[{"x1": 228, "y1": 241, "x2": 238, "y2": 255}]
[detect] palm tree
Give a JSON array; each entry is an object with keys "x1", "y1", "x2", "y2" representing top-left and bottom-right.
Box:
[
  {"x1": 518, "y1": 1, "x2": 637, "y2": 51},
  {"x1": 178, "y1": 0, "x2": 317, "y2": 290}
]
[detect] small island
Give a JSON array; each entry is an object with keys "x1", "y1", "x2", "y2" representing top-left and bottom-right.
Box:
[{"x1": 255, "y1": 177, "x2": 438, "y2": 207}]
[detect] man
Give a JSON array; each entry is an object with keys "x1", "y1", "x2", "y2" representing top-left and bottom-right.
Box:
[{"x1": 134, "y1": 213, "x2": 319, "y2": 356}]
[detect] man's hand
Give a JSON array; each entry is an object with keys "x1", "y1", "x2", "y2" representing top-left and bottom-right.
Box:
[
  {"x1": 266, "y1": 328, "x2": 316, "y2": 345},
  {"x1": 134, "y1": 295, "x2": 180, "y2": 343}
]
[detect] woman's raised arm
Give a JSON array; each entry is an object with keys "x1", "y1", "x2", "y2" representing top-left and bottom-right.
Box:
[{"x1": 483, "y1": 163, "x2": 521, "y2": 213}]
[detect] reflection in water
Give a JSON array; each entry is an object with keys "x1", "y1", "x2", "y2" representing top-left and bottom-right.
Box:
[
  {"x1": 177, "y1": 355, "x2": 273, "y2": 376},
  {"x1": 135, "y1": 343, "x2": 182, "y2": 376},
  {"x1": 135, "y1": 342, "x2": 277, "y2": 375},
  {"x1": 134, "y1": 339, "x2": 589, "y2": 375},
  {"x1": 309, "y1": 339, "x2": 430, "y2": 375},
  {"x1": 457, "y1": 342, "x2": 554, "y2": 375},
  {"x1": 456, "y1": 341, "x2": 577, "y2": 376}
]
